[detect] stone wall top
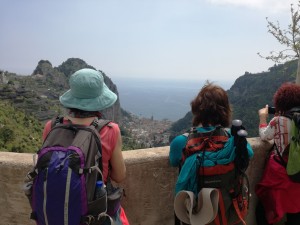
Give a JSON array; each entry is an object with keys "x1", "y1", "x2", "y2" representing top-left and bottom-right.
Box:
[{"x1": 0, "y1": 137, "x2": 279, "y2": 225}]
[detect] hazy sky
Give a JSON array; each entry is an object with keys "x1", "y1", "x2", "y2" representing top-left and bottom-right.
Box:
[{"x1": 0, "y1": 0, "x2": 298, "y2": 82}]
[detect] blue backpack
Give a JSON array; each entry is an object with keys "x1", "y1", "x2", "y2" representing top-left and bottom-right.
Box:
[{"x1": 25, "y1": 117, "x2": 112, "y2": 225}]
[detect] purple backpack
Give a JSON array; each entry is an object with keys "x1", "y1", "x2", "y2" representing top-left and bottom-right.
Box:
[{"x1": 25, "y1": 117, "x2": 112, "y2": 225}]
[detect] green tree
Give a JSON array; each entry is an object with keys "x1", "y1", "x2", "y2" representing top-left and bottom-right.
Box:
[
  {"x1": 0, "y1": 127, "x2": 15, "y2": 144},
  {"x1": 258, "y1": 1, "x2": 300, "y2": 84}
]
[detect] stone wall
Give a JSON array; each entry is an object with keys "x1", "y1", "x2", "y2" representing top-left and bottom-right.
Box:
[{"x1": 0, "y1": 138, "x2": 281, "y2": 225}]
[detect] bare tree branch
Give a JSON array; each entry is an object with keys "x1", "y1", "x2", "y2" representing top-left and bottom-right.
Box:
[{"x1": 258, "y1": 1, "x2": 300, "y2": 84}]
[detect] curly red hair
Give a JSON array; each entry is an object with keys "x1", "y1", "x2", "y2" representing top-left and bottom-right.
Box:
[{"x1": 274, "y1": 82, "x2": 300, "y2": 113}]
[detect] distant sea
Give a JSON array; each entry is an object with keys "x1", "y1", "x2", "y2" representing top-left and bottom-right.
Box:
[{"x1": 113, "y1": 77, "x2": 234, "y2": 122}]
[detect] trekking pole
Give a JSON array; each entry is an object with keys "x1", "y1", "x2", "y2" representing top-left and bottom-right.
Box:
[
  {"x1": 231, "y1": 119, "x2": 242, "y2": 146},
  {"x1": 231, "y1": 119, "x2": 242, "y2": 135},
  {"x1": 236, "y1": 127, "x2": 249, "y2": 173},
  {"x1": 231, "y1": 119, "x2": 249, "y2": 172}
]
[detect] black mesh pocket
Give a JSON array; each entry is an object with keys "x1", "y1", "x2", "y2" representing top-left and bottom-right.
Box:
[{"x1": 88, "y1": 194, "x2": 107, "y2": 216}]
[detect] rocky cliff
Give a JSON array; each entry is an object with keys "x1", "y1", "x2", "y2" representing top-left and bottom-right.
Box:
[
  {"x1": 168, "y1": 60, "x2": 298, "y2": 138},
  {"x1": 0, "y1": 58, "x2": 121, "y2": 123}
]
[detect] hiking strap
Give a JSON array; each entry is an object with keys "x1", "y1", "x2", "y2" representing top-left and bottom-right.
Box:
[
  {"x1": 30, "y1": 212, "x2": 37, "y2": 220},
  {"x1": 51, "y1": 116, "x2": 111, "y2": 130},
  {"x1": 81, "y1": 213, "x2": 115, "y2": 225},
  {"x1": 282, "y1": 109, "x2": 300, "y2": 143},
  {"x1": 214, "y1": 214, "x2": 221, "y2": 225},
  {"x1": 283, "y1": 107, "x2": 300, "y2": 121},
  {"x1": 27, "y1": 154, "x2": 104, "y2": 180},
  {"x1": 215, "y1": 215, "x2": 221, "y2": 225},
  {"x1": 90, "y1": 118, "x2": 112, "y2": 132},
  {"x1": 26, "y1": 169, "x2": 38, "y2": 181},
  {"x1": 229, "y1": 172, "x2": 249, "y2": 225},
  {"x1": 30, "y1": 210, "x2": 115, "y2": 225},
  {"x1": 212, "y1": 189, "x2": 228, "y2": 225},
  {"x1": 78, "y1": 165, "x2": 104, "y2": 176},
  {"x1": 187, "y1": 126, "x2": 229, "y2": 142},
  {"x1": 31, "y1": 213, "x2": 115, "y2": 225},
  {"x1": 273, "y1": 143, "x2": 287, "y2": 167},
  {"x1": 183, "y1": 126, "x2": 229, "y2": 158},
  {"x1": 232, "y1": 199, "x2": 247, "y2": 225},
  {"x1": 217, "y1": 189, "x2": 228, "y2": 225}
]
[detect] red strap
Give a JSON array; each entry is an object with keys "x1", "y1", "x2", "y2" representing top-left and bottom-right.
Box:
[
  {"x1": 186, "y1": 136, "x2": 228, "y2": 153},
  {"x1": 198, "y1": 162, "x2": 235, "y2": 176},
  {"x1": 218, "y1": 189, "x2": 228, "y2": 225},
  {"x1": 214, "y1": 213, "x2": 221, "y2": 225},
  {"x1": 232, "y1": 198, "x2": 247, "y2": 225}
]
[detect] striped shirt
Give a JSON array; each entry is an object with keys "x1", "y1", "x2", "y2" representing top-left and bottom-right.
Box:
[{"x1": 259, "y1": 116, "x2": 292, "y2": 156}]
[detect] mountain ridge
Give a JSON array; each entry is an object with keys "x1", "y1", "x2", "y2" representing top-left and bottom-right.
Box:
[
  {"x1": 168, "y1": 60, "x2": 297, "y2": 139},
  {"x1": 0, "y1": 58, "x2": 297, "y2": 152},
  {"x1": 0, "y1": 58, "x2": 175, "y2": 152}
]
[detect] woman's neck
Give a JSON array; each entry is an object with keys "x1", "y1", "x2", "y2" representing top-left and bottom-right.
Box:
[
  {"x1": 197, "y1": 124, "x2": 218, "y2": 127},
  {"x1": 65, "y1": 116, "x2": 97, "y2": 125}
]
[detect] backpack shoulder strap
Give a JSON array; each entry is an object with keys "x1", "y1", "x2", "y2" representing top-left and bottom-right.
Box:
[
  {"x1": 182, "y1": 132, "x2": 189, "y2": 137},
  {"x1": 50, "y1": 116, "x2": 111, "y2": 131},
  {"x1": 187, "y1": 126, "x2": 229, "y2": 139},
  {"x1": 182, "y1": 126, "x2": 229, "y2": 159},
  {"x1": 290, "y1": 108, "x2": 300, "y2": 129},
  {"x1": 50, "y1": 116, "x2": 64, "y2": 128},
  {"x1": 283, "y1": 107, "x2": 300, "y2": 121},
  {"x1": 90, "y1": 118, "x2": 112, "y2": 132},
  {"x1": 273, "y1": 143, "x2": 287, "y2": 167}
]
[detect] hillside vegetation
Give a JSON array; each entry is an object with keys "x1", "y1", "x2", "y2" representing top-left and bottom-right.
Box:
[
  {"x1": 228, "y1": 61, "x2": 297, "y2": 136},
  {"x1": 0, "y1": 101, "x2": 43, "y2": 152},
  {"x1": 0, "y1": 58, "x2": 152, "y2": 152},
  {"x1": 1, "y1": 58, "x2": 297, "y2": 152},
  {"x1": 168, "y1": 60, "x2": 297, "y2": 139}
]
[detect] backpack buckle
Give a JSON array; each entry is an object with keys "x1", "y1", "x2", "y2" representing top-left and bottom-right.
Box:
[
  {"x1": 26, "y1": 170, "x2": 38, "y2": 181},
  {"x1": 81, "y1": 168, "x2": 93, "y2": 174},
  {"x1": 97, "y1": 212, "x2": 106, "y2": 220},
  {"x1": 91, "y1": 119, "x2": 99, "y2": 127},
  {"x1": 82, "y1": 215, "x2": 95, "y2": 225}
]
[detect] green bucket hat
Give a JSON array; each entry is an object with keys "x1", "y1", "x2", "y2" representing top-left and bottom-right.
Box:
[{"x1": 59, "y1": 68, "x2": 117, "y2": 111}]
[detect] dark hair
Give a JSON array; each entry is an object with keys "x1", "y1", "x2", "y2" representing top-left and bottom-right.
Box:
[
  {"x1": 67, "y1": 108, "x2": 102, "y2": 118},
  {"x1": 274, "y1": 82, "x2": 300, "y2": 113},
  {"x1": 191, "y1": 82, "x2": 232, "y2": 127}
]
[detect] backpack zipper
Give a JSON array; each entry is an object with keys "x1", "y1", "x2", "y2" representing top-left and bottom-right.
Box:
[{"x1": 43, "y1": 168, "x2": 49, "y2": 225}]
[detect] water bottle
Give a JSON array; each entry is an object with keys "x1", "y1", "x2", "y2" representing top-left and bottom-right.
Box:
[{"x1": 95, "y1": 180, "x2": 106, "y2": 200}]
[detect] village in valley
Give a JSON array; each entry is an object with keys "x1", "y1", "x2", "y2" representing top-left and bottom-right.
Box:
[{"x1": 121, "y1": 112, "x2": 173, "y2": 149}]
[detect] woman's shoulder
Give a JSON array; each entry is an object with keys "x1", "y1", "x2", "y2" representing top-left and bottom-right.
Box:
[
  {"x1": 269, "y1": 115, "x2": 291, "y2": 127},
  {"x1": 99, "y1": 121, "x2": 120, "y2": 137},
  {"x1": 106, "y1": 121, "x2": 118, "y2": 127},
  {"x1": 171, "y1": 133, "x2": 188, "y2": 145},
  {"x1": 104, "y1": 121, "x2": 119, "y2": 130}
]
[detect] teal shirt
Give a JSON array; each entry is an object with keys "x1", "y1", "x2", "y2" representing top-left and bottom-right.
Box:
[{"x1": 169, "y1": 126, "x2": 254, "y2": 194}]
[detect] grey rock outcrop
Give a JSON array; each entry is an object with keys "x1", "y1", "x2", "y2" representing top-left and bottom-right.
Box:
[{"x1": 0, "y1": 58, "x2": 122, "y2": 123}]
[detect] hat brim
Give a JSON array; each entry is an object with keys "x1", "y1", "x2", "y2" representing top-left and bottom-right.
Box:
[
  {"x1": 59, "y1": 83, "x2": 117, "y2": 111},
  {"x1": 174, "y1": 188, "x2": 219, "y2": 225}
]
